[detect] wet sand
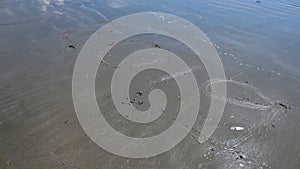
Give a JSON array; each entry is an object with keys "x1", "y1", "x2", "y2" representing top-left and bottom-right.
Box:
[{"x1": 1, "y1": 0, "x2": 300, "y2": 168}]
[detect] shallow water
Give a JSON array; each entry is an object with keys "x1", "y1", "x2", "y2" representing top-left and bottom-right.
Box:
[{"x1": 0, "y1": 0, "x2": 300, "y2": 168}]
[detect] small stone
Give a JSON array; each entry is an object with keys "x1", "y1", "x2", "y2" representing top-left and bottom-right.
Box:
[
  {"x1": 68, "y1": 45, "x2": 76, "y2": 49},
  {"x1": 154, "y1": 44, "x2": 161, "y2": 48},
  {"x1": 130, "y1": 99, "x2": 135, "y2": 104},
  {"x1": 137, "y1": 101, "x2": 144, "y2": 105},
  {"x1": 230, "y1": 126, "x2": 244, "y2": 131},
  {"x1": 137, "y1": 91, "x2": 144, "y2": 96},
  {"x1": 64, "y1": 120, "x2": 69, "y2": 124}
]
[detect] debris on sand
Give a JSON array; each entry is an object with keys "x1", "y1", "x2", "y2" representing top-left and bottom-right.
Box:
[
  {"x1": 153, "y1": 44, "x2": 161, "y2": 48},
  {"x1": 230, "y1": 126, "x2": 245, "y2": 131},
  {"x1": 61, "y1": 31, "x2": 76, "y2": 49},
  {"x1": 278, "y1": 102, "x2": 291, "y2": 110},
  {"x1": 137, "y1": 91, "x2": 144, "y2": 96},
  {"x1": 68, "y1": 45, "x2": 76, "y2": 49}
]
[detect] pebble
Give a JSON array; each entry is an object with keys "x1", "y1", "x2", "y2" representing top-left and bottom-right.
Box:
[
  {"x1": 239, "y1": 163, "x2": 245, "y2": 167},
  {"x1": 230, "y1": 126, "x2": 245, "y2": 131}
]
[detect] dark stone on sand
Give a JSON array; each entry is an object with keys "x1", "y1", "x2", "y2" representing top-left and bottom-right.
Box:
[{"x1": 68, "y1": 45, "x2": 76, "y2": 49}]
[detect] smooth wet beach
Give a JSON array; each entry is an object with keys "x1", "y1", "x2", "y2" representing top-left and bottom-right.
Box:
[{"x1": 1, "y1": 0, "x2": 300, "y2": 168}]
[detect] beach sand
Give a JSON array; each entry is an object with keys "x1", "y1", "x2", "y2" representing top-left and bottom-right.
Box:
[{"x1": 1, "y1": 0, "x2": 300, "y2": 168}]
